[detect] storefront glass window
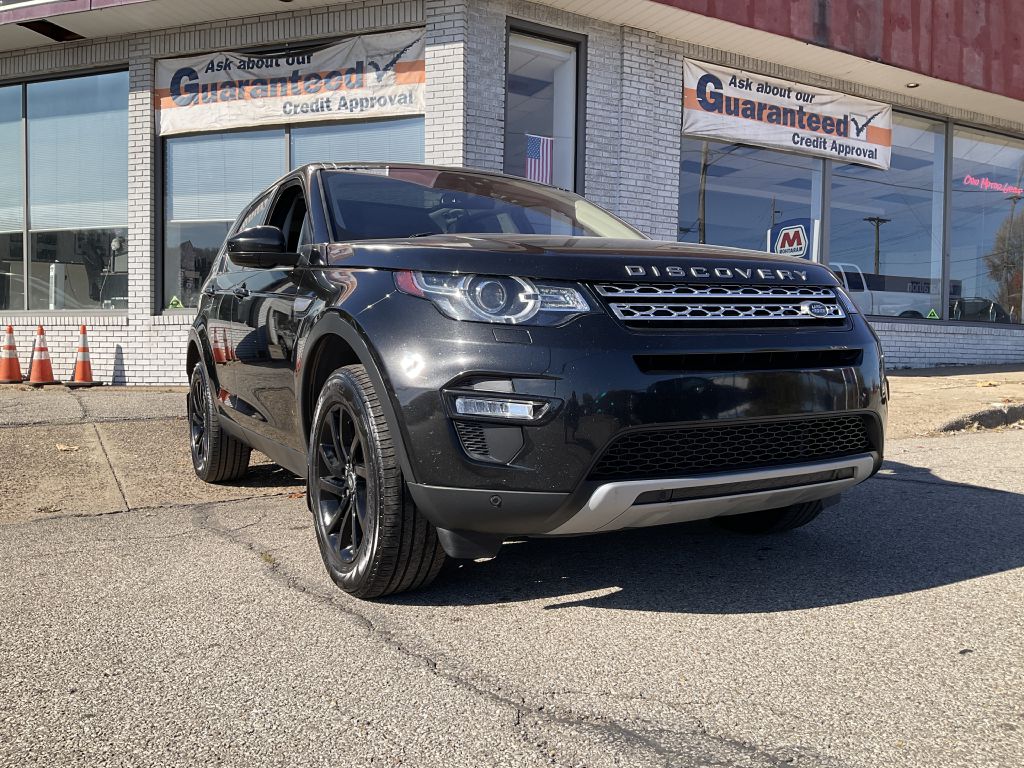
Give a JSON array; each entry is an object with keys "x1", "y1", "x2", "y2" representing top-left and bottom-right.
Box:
[
  {"x1": 504, "y1": 32, "x2": 577, "y2": 190},
  {"x1": 26, "y1": 71, "x2": 128, "y2": 311},
  {"x1": 0, "y1": 85, "x2": 23, "y2": 311},
  {"x1": 678, "y1": 138, "x2": 823, "y2": 254},
  {"x1": 164, "y1": 130, "x2": 286, "y2": 308},
  {"x1": 290, "y1": 117, "x2": 425, "y2": 167},
  {"x1": 829, "y1": 113, "x2": 945, "y2": 318},
  {"x1": 950, "y1": 127, "x2": 1024, "y2": 324}
]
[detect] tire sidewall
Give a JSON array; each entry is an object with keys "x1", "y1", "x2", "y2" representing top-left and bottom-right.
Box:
[
  {"x1": 309, "y1": 370, "x2": 384, "y2": 593},
  {"x1": 189, "y1": 363, "x2": 213, "y2": 477}
]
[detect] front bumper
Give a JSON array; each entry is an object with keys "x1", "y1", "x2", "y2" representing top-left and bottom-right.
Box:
[
  {"x1": 350, "y1": 283, "x2": 887, "y2": 537},
  {"x1": 410, "y1": 452, "x2": 877, "y2": 536}
]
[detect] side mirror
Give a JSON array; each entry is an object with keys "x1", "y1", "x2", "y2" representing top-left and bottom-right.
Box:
[{"x1": 226, "y1": 226, "x2": 300, "y2": 268}]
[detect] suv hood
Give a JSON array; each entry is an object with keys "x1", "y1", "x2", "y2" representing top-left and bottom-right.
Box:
[{"x1": 323, "y1": 234, "x2": 840, "y2": 286}]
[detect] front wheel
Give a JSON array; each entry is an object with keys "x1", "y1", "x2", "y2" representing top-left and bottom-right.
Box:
[
  {"x1": 715, "y1": 500, "x2": 824, "y2": 534},
  {"x1": 309, "y1": 365, "x2": 445, "y2": 598}
]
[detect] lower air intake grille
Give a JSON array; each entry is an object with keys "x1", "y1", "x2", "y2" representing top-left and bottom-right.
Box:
[
  {"x1": 589, "y1": 415, "x2": 872, "y2": 481},
  {"x1": 454, "y1": 421, "x2": 490, "y2": 460}
]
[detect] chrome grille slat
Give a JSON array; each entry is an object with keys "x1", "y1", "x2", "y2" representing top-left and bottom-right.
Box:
[
  {"x1": 592, "y1": 282, "x2": 846, "y2": 325},
  {"x1": 594, "y1": 283, "x2": 837, "y2": 299},
  {"x1": 608, "y1": 302, "x2": 846, "y2": 321}
]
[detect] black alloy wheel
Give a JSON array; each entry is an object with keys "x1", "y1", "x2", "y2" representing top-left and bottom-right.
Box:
[
  {"x1": 189, "y1": 373, "x2": 208, "y2": 466},
  {"x1": 308, "y1": 365, "x2": 446, "y2": 598},
  {"x1": 187, "y1": 360, "x2": 250, "y2": 483},
  {"x1": 314, "y1": 402, "x2": 371, "y2": 566}
]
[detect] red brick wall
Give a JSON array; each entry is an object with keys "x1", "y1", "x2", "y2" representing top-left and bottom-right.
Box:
[{"x1": 651, "y1": 0, "x2": 1024, "y2": 101}]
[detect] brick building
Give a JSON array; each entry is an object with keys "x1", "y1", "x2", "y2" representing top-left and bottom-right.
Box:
[{"x1": 0, "y1": 0, "x2": 1022, "y2": 382}]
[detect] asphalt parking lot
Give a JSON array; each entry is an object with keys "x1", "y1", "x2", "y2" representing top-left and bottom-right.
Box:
[{"x1": 1, "y1": 386, "x2": 1022, "y2": 767}]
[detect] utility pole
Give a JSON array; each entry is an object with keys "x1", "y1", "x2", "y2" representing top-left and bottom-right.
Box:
[
  {"x1": 863, "y1": 216, "x2": 891, "y2": 274},
  {"x1": 697, "y1": 141, "x2": 709, "y2": 243},
  {"x1": 770, "y1": 195, "x2": 782, "y2": 227}
]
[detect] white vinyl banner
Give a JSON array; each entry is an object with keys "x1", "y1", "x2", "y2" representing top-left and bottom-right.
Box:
[
  {"x1": 156, "y1": 29, "x2": 425, "y2": 136},
  {"x1": 683, "y1": 60, "x2": 892, "y2": 170}
]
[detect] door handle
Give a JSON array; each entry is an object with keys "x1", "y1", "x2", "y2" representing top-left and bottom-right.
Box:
[{"x1": 232, "y1": 284, "x2": 250, "y2": 298}]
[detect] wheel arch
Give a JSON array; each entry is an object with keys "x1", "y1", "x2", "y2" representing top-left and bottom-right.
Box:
[
  {"x1": 186, "y1": 326, "x2": 221, "y2": 391},
  {"x1": 299, "y1": 312, "x2": 417, "y2": 483}
]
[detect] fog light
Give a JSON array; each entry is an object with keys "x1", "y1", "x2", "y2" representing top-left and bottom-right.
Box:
[{"x1": 454, "y1": 396, "x2": 538, "y2": 420}]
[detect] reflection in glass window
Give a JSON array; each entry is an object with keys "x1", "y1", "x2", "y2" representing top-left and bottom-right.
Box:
[
  {"x1": 950, "y1": 128, "x2": 1024, "y2": 324},
  {"x1": 504, "y1": 32, "x2": 577, "y2": 189},
  {"x1": 164, "y1": 130, "x2": 285, "y2": 307},
  {"x1": 291, "y1": 117, "x2": 425, "y2": 167},
  {"x1": 678, "y1": 138, "x2": 823, "y2": 253},
  {"x1": 0, "y1": 86, "x2": 22, "y2": 310},
  {"x1": 27, "y1": 71, "x2": 128, "y2": 310},
  {"x1": 829, "y1": 114, "x2": 945, "y2": 319}
]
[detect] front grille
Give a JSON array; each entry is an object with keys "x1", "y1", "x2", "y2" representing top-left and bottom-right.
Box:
[
  {"x1": 592, "y1": 282, "x2": 846, "y2": 328},
  {"x1": 589, "y1": 415, "x2": 872, "y2": 481}
]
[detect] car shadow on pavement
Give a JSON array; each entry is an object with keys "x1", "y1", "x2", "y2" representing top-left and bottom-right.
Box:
[
  {"x1": 233, "y1": 461, "x2": 304, "y2": 490},
  {"x1": 399, "y1": 460, "x2": 1024, "y2": 613}
]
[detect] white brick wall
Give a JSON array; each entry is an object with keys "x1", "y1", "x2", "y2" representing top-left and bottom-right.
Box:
[
  {"x1": 425, "y1": 0, "x2": 469, "y2": 166},
  {"x1": 873, "y1": 320, "x2": 1024, "y2": 369}
]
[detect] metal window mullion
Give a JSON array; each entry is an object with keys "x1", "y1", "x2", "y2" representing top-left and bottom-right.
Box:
[
  {"x1": 20, "y1": 84, "x2": 28, "y2": 311},
  {"x1": 940, "y1": 120, "x2": 953, "y2": 320},
  {"x1": 819, "y1": 159, "x2": 831, "y2": 266}
]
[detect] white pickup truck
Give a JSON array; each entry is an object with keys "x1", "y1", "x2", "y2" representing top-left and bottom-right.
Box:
[{"x1": 832, "y1": 262, "x2": 949, "y2": 318}]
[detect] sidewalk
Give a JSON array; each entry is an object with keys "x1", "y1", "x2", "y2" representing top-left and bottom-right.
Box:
[{"x1": 888, "y1": 365, "x2": 1024, "y2": 438}]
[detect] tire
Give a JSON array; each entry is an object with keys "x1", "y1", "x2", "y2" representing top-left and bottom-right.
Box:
[
  {"x1": 188, "y1": 362, "x2": 251, "y2": 483},
  {"x1": 308, "y1": 365, "x2": 446, "y2": 599},
  {"x1": 715, "y1": 500, "x2": 824, "y2": 534}
]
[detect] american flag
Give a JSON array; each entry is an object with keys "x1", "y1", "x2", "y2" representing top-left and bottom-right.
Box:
[{"x1": 525, "y1": 134, "x2": 554, "y2": 184}]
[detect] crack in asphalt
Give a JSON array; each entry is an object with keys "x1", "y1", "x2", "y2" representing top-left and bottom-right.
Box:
[
  {"x1": 186, "y1": 500, "x2": 848, "y2": 768},
  {"x1": 0, "y1": 414, "x2": 187, "y2": 430},
  {"x1": 14, "y1": 492, "x2": 297, "y2": 526},
  {"x1": 90, "y1": 423, "x2": 130, "y2": 512}
]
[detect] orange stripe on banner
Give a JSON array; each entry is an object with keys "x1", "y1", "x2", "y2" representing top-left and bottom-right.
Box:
[
  {"x1": 684, "y1": 87, "x2": 891, "y2": 149},
  {"x1": 394, "y1": 61, "x2": 426, "y2": 84},
  {"x1": 866, "y1": 125, "x2": 891, "y2": 147}
]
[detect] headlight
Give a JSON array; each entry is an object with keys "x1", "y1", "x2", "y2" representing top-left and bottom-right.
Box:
[{"x1": 395, "y1": 271, "x2": 590, "y2": 325}]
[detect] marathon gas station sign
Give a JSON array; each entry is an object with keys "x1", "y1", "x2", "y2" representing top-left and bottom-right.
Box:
[
  {"x1": 155, "y1": 29, "x2": 425, "y2": 136},
  {"x1": 683, "y1": 60, "x2": 892, "y2": 170}
]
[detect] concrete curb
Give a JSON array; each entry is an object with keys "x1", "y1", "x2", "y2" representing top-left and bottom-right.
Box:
[{"x1": 939, "y1": 404, "x2": 1024, "y2": 432}]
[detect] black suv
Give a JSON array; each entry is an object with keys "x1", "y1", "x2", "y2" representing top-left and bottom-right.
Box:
[{"x1": 187, "y1": 163, "x2": 886, "y2": 598}]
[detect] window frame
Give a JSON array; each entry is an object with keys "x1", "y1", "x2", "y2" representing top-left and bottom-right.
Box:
[
  {"x1": 0, "y1": 67, "x2": 129, "y2": 314},
  {"x1": 504, "y1": 19, "x2": 587, "y2": 196},
  {"x1": 266, "y1": 177, "x2": 311, "y2": 256}
]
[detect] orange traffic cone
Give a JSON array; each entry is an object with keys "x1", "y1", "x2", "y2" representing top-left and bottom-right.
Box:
[
  {"x1": 1, "y1": 325, "x2": 22, "y2": 384},
  {"x1": 67, "y1": 325, "x2": 101, "y2": 388},
  {"x1": 27, "y1": 325, "x2": 59, "y2": 386},
  {"x1": 224, "y1": 328, "x2": 236, "y2": 362},
  {"x1": 212, "y1": 327, "x2": 226, "y2": 364}
]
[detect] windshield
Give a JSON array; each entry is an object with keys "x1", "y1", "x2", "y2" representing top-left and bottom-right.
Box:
[{"x1": 320, "y1": 167, "x2": 646, "y2": 241}]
